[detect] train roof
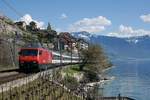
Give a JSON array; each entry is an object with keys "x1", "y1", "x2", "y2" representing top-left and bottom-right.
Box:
[
  {"x1": 23, "y1": 43, "x2": 43, "y2": 48},
  {"x1": 52, "y1": 51, "x2": 79, "y2": 59},
  {"x1": 21, "y1": 43, "x2": 50, "y2": 50}
]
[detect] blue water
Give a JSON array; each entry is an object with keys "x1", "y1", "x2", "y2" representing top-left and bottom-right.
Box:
[{"x1": 102, "y1": 60, "x2": 150, "y2": 100}]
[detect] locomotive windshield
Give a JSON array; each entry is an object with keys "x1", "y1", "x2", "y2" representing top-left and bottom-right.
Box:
[{"x1": 20, "y1": 49, "x2": 38, "y2": 56}]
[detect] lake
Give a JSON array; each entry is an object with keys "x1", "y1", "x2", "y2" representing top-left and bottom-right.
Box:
[{"x1": 102, "y1": 60, "x2": 150, "y2": 100}]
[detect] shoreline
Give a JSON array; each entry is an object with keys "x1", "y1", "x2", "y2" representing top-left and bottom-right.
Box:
[
  {"x1": 86, "y1": 76, "x2": 115, "y2": 87},
  {"x1": 86, "y1": 66, "x2": 115, "y2": 88},
  {"x1": 102, "y1": 65, "x2": 116, "y2": 73}
]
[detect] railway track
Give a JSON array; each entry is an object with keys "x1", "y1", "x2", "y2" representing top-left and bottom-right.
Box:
[
  {"x1": 0, "y1": 63, "x2": 79, "y2": 88},
  {"x1": 0, "y1": 72, "x2": 27, "y2": 85},
  {"x1": 0, "y1": 68, "x2": 19, "y2": 73}
]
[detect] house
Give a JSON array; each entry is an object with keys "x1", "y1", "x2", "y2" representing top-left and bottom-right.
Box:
[
  {"x1": 15, "y1": 21, "x2": 26, "y2": 30},
  {"x1": 77, "y1": 38, "x2": 89, "y2": 50},
  {"x1": 58, "y1": 32, "x2": 78, "y2": 52}
]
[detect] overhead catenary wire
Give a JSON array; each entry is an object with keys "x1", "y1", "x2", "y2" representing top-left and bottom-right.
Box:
[{"x1": 1, "y1": 0, "x2": 23, "y2": 17}]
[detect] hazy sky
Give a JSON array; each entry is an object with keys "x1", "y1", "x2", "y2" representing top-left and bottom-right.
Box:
[{"x1": 0, "y1": 0, "x2": 150, "y2": 37}]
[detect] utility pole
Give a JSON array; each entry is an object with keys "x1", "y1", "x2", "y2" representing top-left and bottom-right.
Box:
[
  {"x1": 70, "y1": 41, "x2": 73, "y2": 64},
  {"x1": 58, "y1": 36, "x2": 62, "y2": 64},
  {"x1": 13, "y1": 32, "x2": 17, "y2": 67}
]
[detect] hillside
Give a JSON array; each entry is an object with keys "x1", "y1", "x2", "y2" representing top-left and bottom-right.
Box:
[
  {"x1": 0, "y1": 16, "x2": 22, "y2": 37},
  {"x1": 0, "y1": 15, "x2": 31, "y2": 69}
]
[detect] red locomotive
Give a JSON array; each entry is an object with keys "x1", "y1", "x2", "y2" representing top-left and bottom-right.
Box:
[{"x1": 19, "y1": 47, "x2": 53, "y2": 72}]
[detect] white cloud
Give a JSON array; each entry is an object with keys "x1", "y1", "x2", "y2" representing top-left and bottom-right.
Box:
[
  {"x1": 140, "y1": 14, "x2": 150, "y2": 23},
  {"x1": 68, "y1": 16, "x2": 111, "y2": 33},
  {"x1": 107, "y1": 25, "x2": 150, "y2": 38},
  {"x1": 60, "y1": 13, "x2": 68, "y2": 19},
  {"x1": 119, "y1": 25, "x2": 134, "y2": 33},
  {"x1": 19, "y1": 14, "x2": 45, "y2": 29},
  {"x1": 55, "y1": 28, "x2": 63, "y2": 33},
  {"x1": 69, "y1": 25, "x2": 105, "y2": 33}
]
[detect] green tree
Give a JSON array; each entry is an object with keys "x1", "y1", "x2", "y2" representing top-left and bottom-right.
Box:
[
  {"x1": 80, "y1": 44, "x2": 112, "y2": 73},
  {"x1": 26, "y1": 21, "x2": 37, "y2": 32},
  {"x1": 29, "y1": 21, "x2": 37, "y2": 30},
  {"x1": 47, "y1": 22, "x2": 52, "y2": 31}
]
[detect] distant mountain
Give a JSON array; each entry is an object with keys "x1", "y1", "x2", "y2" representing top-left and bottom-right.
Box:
[
  {"x1": 71, "y1": 32, "x2": 150, "y2": 60},
  {"x1": 71, "y1": 31, "x2": 92, "y2": 41}
]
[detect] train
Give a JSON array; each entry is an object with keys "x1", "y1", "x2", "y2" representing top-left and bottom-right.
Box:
[{"x1": 18, "y1": 46, "x2": 80, "y2": 72}]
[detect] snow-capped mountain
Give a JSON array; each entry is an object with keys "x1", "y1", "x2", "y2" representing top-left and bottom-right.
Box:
[
  {"x1": 71, "y1": 31, "x2": 92, "y2": 41},
  {"x1": 125, "y1": 35, "x2": 150, "y2": 44},
  {"x1": 71, "y1": 32, "x2": 150, "y2": 60}
]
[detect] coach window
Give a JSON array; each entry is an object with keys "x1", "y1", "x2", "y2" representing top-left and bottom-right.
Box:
[{"x1": 53, "y1": 55, "x2": 60, "y2": 60}]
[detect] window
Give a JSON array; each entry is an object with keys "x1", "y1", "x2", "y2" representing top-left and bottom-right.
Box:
[{"x1": 20, "y1": 49, "x2": 38, "y2": 56}]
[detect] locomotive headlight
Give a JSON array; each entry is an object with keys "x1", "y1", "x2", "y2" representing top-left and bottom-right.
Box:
[{"x1": 33, "y1": 61, "x2": 37, "y2": 63}]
